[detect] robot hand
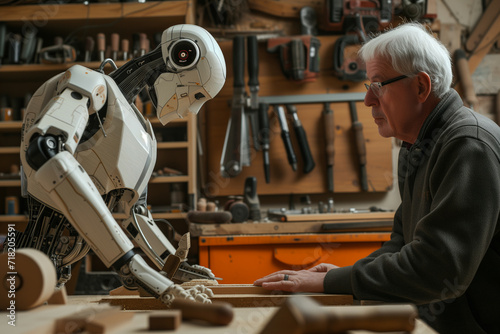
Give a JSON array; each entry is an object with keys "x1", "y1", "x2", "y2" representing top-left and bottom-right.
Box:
[{"x1": 160, "y1": 284, "x2": 212, "y2": 306}]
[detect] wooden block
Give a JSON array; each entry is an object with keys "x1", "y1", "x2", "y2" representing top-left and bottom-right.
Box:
[
  {"x1": 148, "y1": 310, "x2": 182, "y2": 331},
  {"x1": 162, "y1": 255, "x2": 182, "y2": 279}
]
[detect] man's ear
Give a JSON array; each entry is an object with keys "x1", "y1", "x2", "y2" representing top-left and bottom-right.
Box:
[{"x1": 416, "y1": 71, "x2": 432, "y2": 102}]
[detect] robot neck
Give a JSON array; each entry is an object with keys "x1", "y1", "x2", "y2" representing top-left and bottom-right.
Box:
[{"x1": 110, "y1": 46, "x2": 165, "y2": 104}]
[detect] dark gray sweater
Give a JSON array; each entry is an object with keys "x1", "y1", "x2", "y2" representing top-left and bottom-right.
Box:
[{"x1": 324, "y1": 89, "x2": 500, "y2": 333}]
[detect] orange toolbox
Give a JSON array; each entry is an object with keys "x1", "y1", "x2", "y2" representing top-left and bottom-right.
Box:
[{"x1": 198, "y1": 231, "x2": 391, "y2": 284}]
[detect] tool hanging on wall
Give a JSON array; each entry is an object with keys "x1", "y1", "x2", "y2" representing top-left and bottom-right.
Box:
[
  {"x1": 258, "y1": 102, "x2": 271, "y2": 183},
  {"x1": 267, "y1": 35, "x2": 321, "y2": 83},
  {"x1": 349, "y1": 101, "x2": 368, "y2": 191},
  {"x1": 274, "y1": 105, "x2": 297, "y2": 171},
  {"x1": 221, "y1": 35, "x2": 260, "y2": 178},
  {"x1": 247, "y1": 35, "x2": 261, "y2": 151},
  {"x1": 257, "y1": 92, "x2": 368, "y2": 190},
  {"x1": 243, "y1": 176, "x2": 261, "y2": 221},
  {"x1": 321, "y1": 0, "x2": 393, "y2": 35},
  {"x1": 285, "y1": 104, "x2": 315, "y2": 174},
  {"x1": 333, "y1": 34, "x2": 366, "y2": 82},
  {"x1": 323, "y1": 102, "x2": 335, "y2": 192},
  {"x1": 38, "y1": 37, "x2": 76, "y2": 64}
]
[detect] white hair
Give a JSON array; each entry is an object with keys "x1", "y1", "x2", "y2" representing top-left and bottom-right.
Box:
[{"x1": 358, "y1": 22, "x2": 452, "y2": 98}]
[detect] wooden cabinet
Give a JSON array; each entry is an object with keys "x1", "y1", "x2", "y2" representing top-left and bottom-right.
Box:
[{"x1": 0, "y1": 1, "x2": 197, "y2": 234}]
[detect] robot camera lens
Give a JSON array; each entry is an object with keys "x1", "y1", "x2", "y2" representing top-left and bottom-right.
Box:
[{"x1": 170, "y1": 39, "x2": 199, "y2": 69}]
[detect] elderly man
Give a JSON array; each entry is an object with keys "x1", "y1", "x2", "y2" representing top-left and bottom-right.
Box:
[{"x1": 254, "y1": 23, "x2": 500, "y2": 333}]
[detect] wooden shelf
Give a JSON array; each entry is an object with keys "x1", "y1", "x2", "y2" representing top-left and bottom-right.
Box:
[
  {"x1": 0, "y1": 215, "x2": 27, "y2": 223},
  {"x1": 0, "y1": 1, "x2": 189, "y2": 35},
  {"x1": 156, "y1": 142, "x2": 189, "y2": 149},
  {"x1": 0, "y1": 147, "x2": 20, "y2": 154},
  {"x1": 0, "y1": 180, "x2": 21, "y2": 187},
  {"x1": 149, "y1": 175, "x2": 190, "y2": 184},
  {"x1": 0, "y1": 62, "x2": 126, "y2": 82},
  {"x1": 0, "y1": 121, "x2": 22, "y2": 130}
]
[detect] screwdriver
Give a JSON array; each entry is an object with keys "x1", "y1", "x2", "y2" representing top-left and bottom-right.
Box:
[
  {"x1": 84, "y1": 36, "x2": 94, "y2": 62},
  {"x1": 111, "y1": 33, "x2": 119, "y2": 61},
  {"x1": 97, "y1": 33, "x2": 105, "y2": 62},
  {"x1": 323, "y1": 103, "x2": 335, "y2": 192},
  {"x1": 258, "y1": 102, "x2": 271, "y2": 183},
  {"x1": 274, "y1": 105, "x2": 297, "y2": 171},
  {"x1": 286, "y1": 104, "x2": 315, "y2": 174}
]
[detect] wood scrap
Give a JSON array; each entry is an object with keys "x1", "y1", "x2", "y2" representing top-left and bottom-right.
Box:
[
  {"x1": 149, "y1": 310, "x2": 182, "y2": 330},
  {"x1": 54, "y1": 305, "x2": 134, "y2": 334}
]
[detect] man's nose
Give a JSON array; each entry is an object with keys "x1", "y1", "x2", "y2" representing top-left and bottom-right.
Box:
[{"x1": 364, "y1": 89, "x2": 378, "y2": 107}]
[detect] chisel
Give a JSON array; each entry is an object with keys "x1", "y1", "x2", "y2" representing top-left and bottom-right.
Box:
[
  {"x1": 258, "y1": 102, "x2": 271, "y2": 183},
  {"x1": 349, "y1": 101, "x2": 368, "y2": 191},
  {"x1": 111, "y1": 33, "x2": 119, "y2": 61},
  {"x1": 97, "y1": 33, "x2": 105, "y2": 62},
  {"x1": 121, "y1": 39, "x2": 129, "y2": 61},
  {"x1": 84, "y1": 36, "x2": 94, "y2": 62},
  {"x1": 286, "y1": 104, "x2": 315, "y2": 173}
]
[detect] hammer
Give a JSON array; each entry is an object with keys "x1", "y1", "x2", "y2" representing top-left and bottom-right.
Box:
[{"x1": 259, "y1": 295, "x2": 417, "y2": 334}]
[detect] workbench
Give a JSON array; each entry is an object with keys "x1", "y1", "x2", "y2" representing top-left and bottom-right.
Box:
[
  {"x1": 2, "y1": 290, "x2": 437, "y2": 334},
  {"x1": 190, "y1": 212, "x2": 394, "y2": 284}
]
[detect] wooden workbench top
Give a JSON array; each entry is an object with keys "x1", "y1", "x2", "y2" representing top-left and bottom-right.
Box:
[{"x1": 1, "y1": 295, "x2": 437, "y2": 334}]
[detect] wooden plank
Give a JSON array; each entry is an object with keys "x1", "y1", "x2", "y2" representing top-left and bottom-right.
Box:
[
  {"x1": 189, "y1": 220, "x2": 392, "y2": 237},
  {"x1": 198, "y1": 233, "x2": 391, "y2": 246},
  {"x1": 99, "y1": 293, "x2": 353, "y2": 309},
  {"x1": 189, "y1": 214, "x2": 394, "y2": 236},
  {"x1": 0, "y1": 1, "x2": 187, "y2": 21},
  {"x1": 277, "y1": 211, "x2": 394, "y2": 222},
  {"x1": 203, "y1": 35, "x2": 393, "y2": 196},
  {"x1": 467, "y1": 15, "x2": 500, "y2": 73}
]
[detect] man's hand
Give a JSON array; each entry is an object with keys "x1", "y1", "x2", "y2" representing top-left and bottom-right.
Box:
[
  {"x1": 253, "y1": 263, "x2": 339, "y2": 293},
  {"x1": 308, "y1": 263, "x2": 339, "y2": 272}
]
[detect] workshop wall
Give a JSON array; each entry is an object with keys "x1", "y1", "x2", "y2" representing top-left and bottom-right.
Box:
[
  {"x1": 202, "y1": 36, "x2": 393, "y2": 197},
  {"x1": 199, "y1": 0, "x2": 500, "y2": 212}
]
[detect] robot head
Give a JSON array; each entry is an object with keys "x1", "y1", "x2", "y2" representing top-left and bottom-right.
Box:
[{"x1": 149, "y1": 24, "x2": 226, "y2": 125}]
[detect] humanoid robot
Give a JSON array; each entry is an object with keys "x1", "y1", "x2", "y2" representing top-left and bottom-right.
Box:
[{"x1": 15, "y1": 24, "x2": 226, "y2": 305}]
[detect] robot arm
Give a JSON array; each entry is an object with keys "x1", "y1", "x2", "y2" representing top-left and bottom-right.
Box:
[{"x1": 21, "y1": 68, "x2": 210, "y2": 305}]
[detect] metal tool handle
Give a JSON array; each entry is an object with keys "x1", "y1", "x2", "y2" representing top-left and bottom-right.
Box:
[
  {"x1": 258, "y1": 102, "x2": 271, "y2": 183},
  {"x1": 0, "y1": 24, "x2": 6, "y2": 62},
  {"x1": 247, "y1": 35, "x2": 259, "y2": 90},
  {"x1": 290, "y1": 39, "x2": 305, "y2": 81},
  {"x1": 233, "y1": 35, "x2": 245, "y2": 89}
]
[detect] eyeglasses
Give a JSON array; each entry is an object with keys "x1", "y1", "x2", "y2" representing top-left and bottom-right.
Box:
[{"x1": 364, "y1": 75, "x2": 408, "y2": 98}]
